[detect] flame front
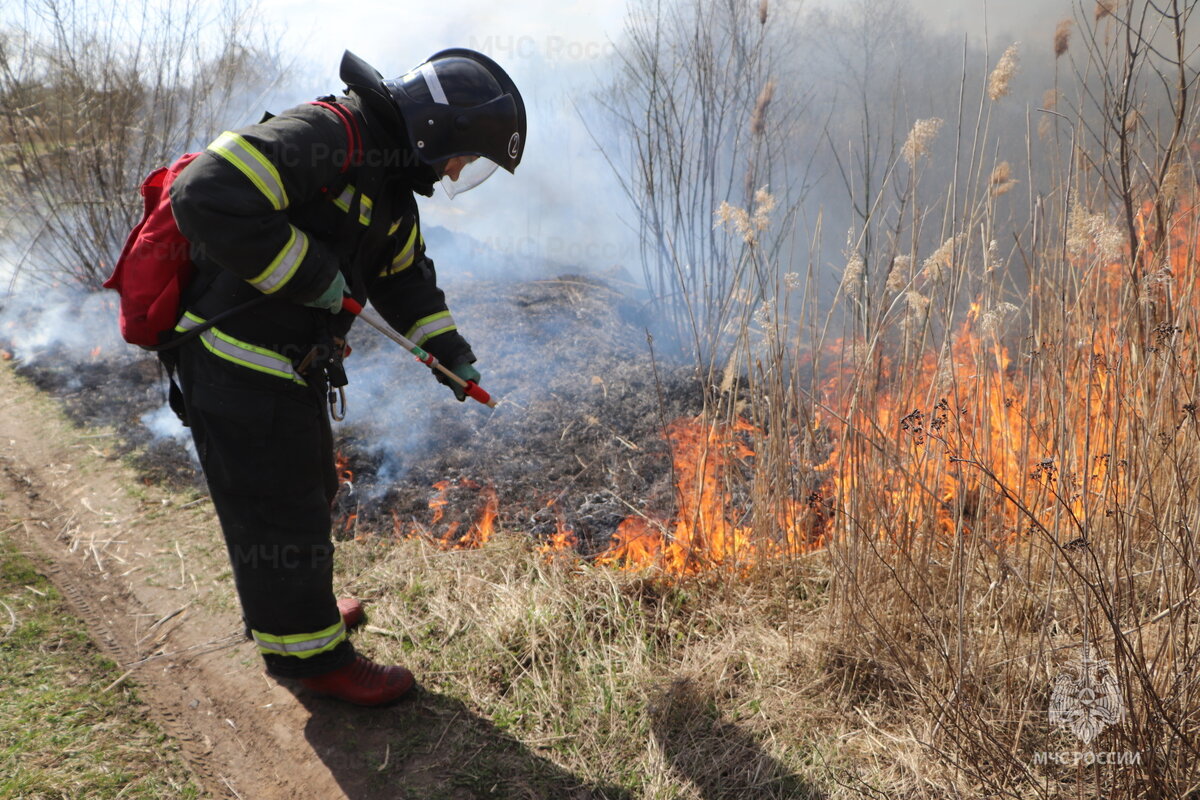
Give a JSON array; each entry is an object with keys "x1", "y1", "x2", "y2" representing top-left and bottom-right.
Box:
[
  {"x1": 596, "y1": 193, "x2": 1199, "y2": 572},
  {"x1": 596, "y1": 416, "x2": 824, "y2": 574},
  {"x1": 390, "y1": 479, "x2": 498, "y2": 551}
]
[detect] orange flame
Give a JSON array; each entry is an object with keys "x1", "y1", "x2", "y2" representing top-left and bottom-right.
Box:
[
  {"x1": 333, "y1": 451, "x2": 358, "y2": 536},
  {"x1": 454, "y1": 483, "x2": 497, "y2": 549},
  {"x1": 335, "y1": 451, "x2": 354, "y2": 488},
  {"x1": 596, "y1": 416, "x2": 825, "y2": 574},
  {"x1": 389, "y1": 479, "x2": 500, "y2": 551},
  {"x1": 536, "y1": 505, "x2": 579, "y2": 558}
]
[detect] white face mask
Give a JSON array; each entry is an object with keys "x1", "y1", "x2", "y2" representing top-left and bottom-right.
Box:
[{"x1": 439, "y1": 156, "x2": 500, "y2": 199}]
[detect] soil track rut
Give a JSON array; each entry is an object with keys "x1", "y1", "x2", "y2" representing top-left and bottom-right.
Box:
[{"x1": 0, "y1": 364, "x2": 353, "y2": 799}]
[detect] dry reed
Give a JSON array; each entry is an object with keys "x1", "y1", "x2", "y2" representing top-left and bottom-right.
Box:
[{"x1": 988, "y1": 42, "x2": 1020, "y2": 100}]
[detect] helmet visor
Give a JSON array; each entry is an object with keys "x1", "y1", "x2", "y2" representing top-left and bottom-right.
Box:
[{"x1": 439, "y1": 156, "x2": 499, "y2": 199}]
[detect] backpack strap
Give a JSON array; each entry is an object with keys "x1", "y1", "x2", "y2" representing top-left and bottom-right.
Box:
[
  {"x1": 309, "y1": 100, "x2": 362, "y2": 173},
  {"x1": 145, "y1": 292, "x2": 272, "y2": 353}
]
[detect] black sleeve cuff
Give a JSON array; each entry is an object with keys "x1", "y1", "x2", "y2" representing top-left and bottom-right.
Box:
[{"x1": 423, "y1": 330, "x2": 475, "y2": 368}]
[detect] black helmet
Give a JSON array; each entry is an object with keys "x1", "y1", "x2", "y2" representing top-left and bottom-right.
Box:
[
  {"x1": 384, "y1": 49, "x2": 526, "y2": 197},
  {"x1": 338, "y1": 49, "x2": 525, "y2": 198}
]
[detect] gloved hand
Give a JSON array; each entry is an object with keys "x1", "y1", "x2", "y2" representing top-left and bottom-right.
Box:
[
  {"x1": 436, "y1": 361, "x2": 481, "y2": 402},
  {"x1": 303, "y1": 271, "x2": 347, "y2": 313}
]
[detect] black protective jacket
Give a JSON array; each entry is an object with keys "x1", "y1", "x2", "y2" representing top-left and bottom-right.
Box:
[{"x1": 169, "y1": 91, "x2": 474, "y2": 377}]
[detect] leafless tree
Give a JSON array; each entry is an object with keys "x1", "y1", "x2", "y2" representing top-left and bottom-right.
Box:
[{"x1": 0, "y1": 0, "x2": 286, "y2": 289}]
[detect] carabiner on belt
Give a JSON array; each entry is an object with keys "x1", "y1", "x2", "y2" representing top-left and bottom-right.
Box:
[{"x1": 329, "y1": 385, "x2": 347, "y2": 421}]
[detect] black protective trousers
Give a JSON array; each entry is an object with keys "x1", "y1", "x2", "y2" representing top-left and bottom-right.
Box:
[{"x1": 174, "y1": 338, "x2": 355, "y2": 679}]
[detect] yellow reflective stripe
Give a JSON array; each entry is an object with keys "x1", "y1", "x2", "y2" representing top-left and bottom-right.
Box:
[
  {"x1": 252, "y1": 620, "x2": 347, "y2": 659},
  {"x1": 380, "y1": 225, "x2": 420, "y2": 277},
  {"x1": 249, "y1": 226, "x2": 308, "y2": 294},
  {"x1": 175, "y1": 310, "x2": 205, "y2": 328},
  {"x1": 175, "y1": 312, "x2": 307, "y2": 386},
  {"x1": 207, "y1": 131, "x2": 288, "y2": 211},
  {"x1": 405, "y1": 311, "x2": 457, "y2": 347},
  {"x1": 203, "y1": 328, "x2": 305, "y2": 383},
  {"x1": 331, "y1": 184, "x2": 372, "y2": 226}
]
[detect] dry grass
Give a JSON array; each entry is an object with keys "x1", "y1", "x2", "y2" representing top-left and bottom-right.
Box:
[
  {"x1": 1054, "y1": 20, "x2": 1072, "y2": 58},
  {"x1": 902, "y1": 118, "x2": 944, "y2": 168},
  {"x1": 335, "y1": 533, "x2": 847, "y2": 796}
]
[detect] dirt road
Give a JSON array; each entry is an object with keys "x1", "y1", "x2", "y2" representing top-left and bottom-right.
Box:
[{"x1": 0, "y1": 364, "x2": 364, "y2": 800}]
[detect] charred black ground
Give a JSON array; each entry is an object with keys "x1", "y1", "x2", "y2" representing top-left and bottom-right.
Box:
[{"x1": 3, "y1": 275, "x2": 706, "y2": 555}]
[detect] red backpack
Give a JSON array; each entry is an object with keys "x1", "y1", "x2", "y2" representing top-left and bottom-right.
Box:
[
  {"x1": 102, "y1": 152, "x2": 201, "y2": 348},
  {"x1": 104, "y1": 100, "x2": 362, "y2": 351}
]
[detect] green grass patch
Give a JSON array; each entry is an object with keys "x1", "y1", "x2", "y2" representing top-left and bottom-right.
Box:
[{"x1": 0, "y1": 532, "x2": 199, "y2": 800}]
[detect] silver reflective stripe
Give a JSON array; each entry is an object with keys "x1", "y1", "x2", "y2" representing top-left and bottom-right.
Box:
[
  {"x1": 405, "y1": 311, "x2": 457, "y2": 346},
  {"x1": 251, "y1": 621, "x2": 347, "y2": 659},
  {"x1": 250, "y1": 227, "x2": 309, "y2": 294},
  {"x1": 331, "y1": 185, "x2": 372, "y2": 226},
  {"x1": 207, "y1": 131, "x2": 289, "y2": 211},
  {"x1": 175, "y1": 312, "x2": 306, "y2": 385},
  {"x1": 380, "y1": 225, "x2": 419, "y2": 277},
  {"x1": 420, "y1": 62, "x2": 449, "y2": 105},
  {"x1": 251, "y1": 227, "x2": 308, "y2": 293}
]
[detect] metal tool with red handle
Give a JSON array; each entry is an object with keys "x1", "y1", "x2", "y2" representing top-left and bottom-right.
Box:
[{"x1": 341, "y1": 297, "x2": 496, "y2": 408}]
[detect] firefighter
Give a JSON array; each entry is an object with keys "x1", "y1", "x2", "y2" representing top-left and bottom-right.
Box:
[{"x1": 167, "y1": 49, "x2": 525, "y2": 706}]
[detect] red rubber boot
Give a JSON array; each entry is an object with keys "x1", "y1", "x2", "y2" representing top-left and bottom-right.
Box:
[
  {"x1": 337, "y1": 597, "x2": 365, "y2": 629},
  {"x1": 299, "y1": 655, "x2": 415, "y2": 706}
]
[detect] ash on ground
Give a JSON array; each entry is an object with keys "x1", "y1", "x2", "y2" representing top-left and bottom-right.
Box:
[{"x1": 3, "y1": 275, "x2": 705, "y2": 555}]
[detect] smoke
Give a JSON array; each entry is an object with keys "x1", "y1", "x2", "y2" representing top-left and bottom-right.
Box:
[
  {"x1": 333, "y1": 270, "x2": 636, "y2": 490},
  {"x1": 768, "y1": 0, "x2": 1099, "y2": 304},
  {"x1": 412, "y1": 48, "x2": 639, "y2": 279},
  {"x1": 907, "y1": 0, "x2": 1074, "y2": 45},
  {"x1": 140, "y1": 403, "x2": 197, "y2": 460},
  {"x1": 0, "y1": 279, "x2": 131, "y2": 366}
]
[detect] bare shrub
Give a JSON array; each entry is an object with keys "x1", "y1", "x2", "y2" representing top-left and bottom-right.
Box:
[
  {"x1": 0, "y1": 0, "x2": 285, "y2": 289},
  {"x1": 596, "y1": 0, "x2": 810, "y2": 366}
]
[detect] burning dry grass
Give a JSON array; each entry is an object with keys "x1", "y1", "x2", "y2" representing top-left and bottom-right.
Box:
[{"x1": 791, "y1": 194, "x2": 1200, "y2": 795}]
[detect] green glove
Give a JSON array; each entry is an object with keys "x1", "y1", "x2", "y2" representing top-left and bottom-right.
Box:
[
  {"x1": 303, "y1": 271, "x2": 346, "y2": 313},
  {"x1": 437, "y1": 361, "x2": 481, "y2": 402}
]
